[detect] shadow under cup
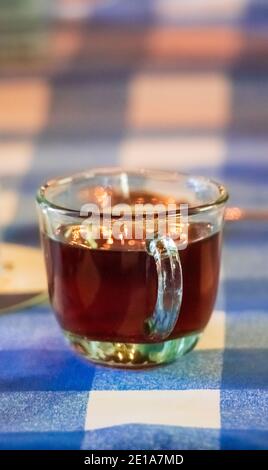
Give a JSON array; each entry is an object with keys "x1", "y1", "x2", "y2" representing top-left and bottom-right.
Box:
[{"x1": 37, "y1": 169, "x2": 228, "y2": 368}]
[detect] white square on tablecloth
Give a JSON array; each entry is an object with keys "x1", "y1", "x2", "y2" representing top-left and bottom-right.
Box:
[{"x1": 85, "y1": 390, "x2": 221, "y2": 431}]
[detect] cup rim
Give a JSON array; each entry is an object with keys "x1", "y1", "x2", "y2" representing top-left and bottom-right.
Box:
[{"x1": 36, "y1": 167, "x2": 229, "y2": 218}]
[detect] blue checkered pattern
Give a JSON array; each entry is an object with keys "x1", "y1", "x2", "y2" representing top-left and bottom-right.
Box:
[{"x1": 0, "y1": 0, "x2": 268, "y2": 450}]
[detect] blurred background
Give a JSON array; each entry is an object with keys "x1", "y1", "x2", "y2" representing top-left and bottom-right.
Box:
[{"x1": 0, "y1": 0, "x2": 268, "y2": 246}]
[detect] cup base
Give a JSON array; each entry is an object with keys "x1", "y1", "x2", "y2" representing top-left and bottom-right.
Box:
[{"x1": 64, "y1": 331, "x2": 201, "y2": 368}]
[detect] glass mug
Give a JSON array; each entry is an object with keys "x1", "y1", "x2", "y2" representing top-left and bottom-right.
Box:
[{"x1": 37, "y1": 168, "x2": 228, "y2": 368}]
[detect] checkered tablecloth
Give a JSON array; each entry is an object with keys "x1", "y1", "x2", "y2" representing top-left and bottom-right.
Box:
[{"x1": 0, "y1": 0, "x2": 268, "y2": 450}]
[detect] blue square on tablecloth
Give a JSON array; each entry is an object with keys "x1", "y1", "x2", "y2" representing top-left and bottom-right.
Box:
[
  {"x1": 0, "y1": 307, "x2": 66, "y2": 351},
  {"x1": 0, "y1": 350, "x2": 95, "y2": 392},
  {"x1": 0, "y1": 391, "x2": 89, "y2": 433},
  {"x1": 21, "y1": 139, "x2": 121, "y2": 193},
  {"x1": 221, "y1": 349, "x2": 268, "y2": 390},
  {"x1": 0, "y1": 431, "x2": 85, "y2": 450},
  {"x1": 221, "y1": 390, "x2": 268, "y2": 430},
  {"x1": 224, "y1": 279, "x2": 268, "y2": 311},
  {"x1": 225, "y1": 311, "x2": 268, "y2": 349},
  {"x1": 92, "y1": 350, "x2": 223, "y2": 391},
  {"x1": 43, "y1": 79, "x2": 130, "y2": 138},
  {"x1": 81, "y1": 424, "x2": 220, "y2": 450},
  {"x1": 220, "y1": 429, "x2": 268, "y2": 450}
]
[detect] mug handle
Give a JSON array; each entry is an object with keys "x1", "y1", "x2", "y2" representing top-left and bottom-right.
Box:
[{"x1": 145, "y1": 237, "x2": 183, "y2": 341}]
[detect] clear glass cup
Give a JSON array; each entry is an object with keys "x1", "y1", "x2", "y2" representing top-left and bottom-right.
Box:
[{"x1": 36, "y1": 168, "x2": 228, "y2": 368}]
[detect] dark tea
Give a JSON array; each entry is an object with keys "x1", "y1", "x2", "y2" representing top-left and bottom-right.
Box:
[
  {"x1": 38, "y1": 169, "x2": 228, "y2": 366},
  {"x1": 43, "y1": 205, "x2": 221, "y2": 344}
]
